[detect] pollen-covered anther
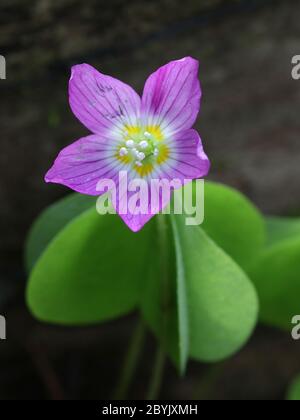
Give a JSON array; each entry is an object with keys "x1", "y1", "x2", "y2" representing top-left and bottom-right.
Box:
[
  {"x1": 137, "y1": 152, "x2": 145, "y2": 161},
  {"x1": 144, "y1": 131, "x2": 152, "y2": 139},
  {"x1": 139, "y1": 140, "x2": 149, "y2": 149},
  {"x1": 119, "y1": 147, "x2": 128, "y2": 157},
  {"x1": 126, "y1": 140, "x2": 135, "y2": 148}
]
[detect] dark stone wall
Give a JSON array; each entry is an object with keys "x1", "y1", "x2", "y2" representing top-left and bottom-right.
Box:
[{"x1": 2, "y1": 0, "x2": 225, "y2": 81}]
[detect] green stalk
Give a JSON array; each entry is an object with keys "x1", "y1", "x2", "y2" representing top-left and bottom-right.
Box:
[
  {"x1": 145, "y1": 214, "x2": 170, "y2": 400},
  {"x1": 113, "y1": 318, "x2": 146, "y2": 400},
  {"x1": 146, "y1": 346, "x2": 166, "y2": 400}
]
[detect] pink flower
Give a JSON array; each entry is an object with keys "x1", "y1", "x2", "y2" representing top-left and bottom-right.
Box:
[{"x1": 45, "y1": 57, "x2": 210, "y2": 232}]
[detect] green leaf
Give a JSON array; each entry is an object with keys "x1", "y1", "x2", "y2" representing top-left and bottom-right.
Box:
[
  {"x1": 27, "y1": 208, "x2": 154, "y2": 325},
  {"x1": 25, "y1": 193, "x2": 95, "y2": 272},
  {"x1": 249, "y1": 236, "x2": 300, "y2": 330},
  {"x1": 172, "y1": 214, "x2": 258, "y2": 363},
  {"x1": 266, "y1": 216, "x2": 300, "y2": 247},
  {"x1": 201, "y1": 182, "x2": 265, "y2": 270},
  {"x1": 142, "y1": 213, "x2": 259, "y2": 368},
  {"x1": 287, "y1": 375, "x2": 300, "y2": 400}
]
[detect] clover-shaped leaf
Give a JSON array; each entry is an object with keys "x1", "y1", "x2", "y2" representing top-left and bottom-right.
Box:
[
  {"x1": 26, "y1": 181, "x2": 262, "y2": 372},
  {"x1": 141, "y1": 213, "x2": 258, "y2": 373},
  {"x1": 266, "y1": 216, "x2": 300, "y2": 247},
  {"x1": 249, "y1": 217, "x2": 300, "y2": 330},
  {"x1": 25, "y1": 193, "x2": 95, "y2": 272},
  {"x1": 201, "y1": 182, "x2": 265, "y2": 270},
  {"x1": 27, "y1": 208, "x2": 154, "y2": 324}
]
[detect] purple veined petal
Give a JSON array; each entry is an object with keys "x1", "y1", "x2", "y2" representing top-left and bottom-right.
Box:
[
  {"x1": 141, "y1": 57, "x2": 201, "y2": 135},
  {"x1": 45, "y1": 134, "x2": 131, "y2": 196},
  {"x1": 114, "y1": 177, "x2": 171, "y2": 233},
  {"x1": 69, "y1": 64, "x2": 141, "y2": 136},
  {"x1": 157, "y1": 129, "x2": 210, "y2": 182},
  {"x1": 117, "y1": 204, "x2": 155, "y2": 233}
]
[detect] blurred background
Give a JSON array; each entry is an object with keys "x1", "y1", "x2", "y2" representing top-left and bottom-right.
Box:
[{"x1": 1, "y1": 0, "x2": 300, "y2": 400}]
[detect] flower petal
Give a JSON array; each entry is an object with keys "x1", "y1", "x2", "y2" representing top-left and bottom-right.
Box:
[
  {"x1": 157, "y1": 129, "x2": 210, "y2": 182},
  {"x1": 114, "y1": 180, "x2": 170, "y2": 233},
  {"x1": 69, "y1": 64, "x2": 141, "y2": 136},
  {"x1": 141, "y1": 57, "x2": 201, "y2": 135},
  {"x1": 117, "y1": 203, "x2": 155, "y2": 233},
  {"x1": 45, "y1": 135, "x2": 129, "y2": 196}
]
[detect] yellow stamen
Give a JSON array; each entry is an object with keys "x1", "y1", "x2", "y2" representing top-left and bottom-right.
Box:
[
  {"x1": 145, "y1": 125, "x2": 164, "y2": 141},
  {"x1": 156, "y1": 144, "x2": 169, "y2": 165},
  {"x1": 124, "y1": 125, "x2": 164, "y2": 141},
  {"x1": 134, "y1": 162, "x2": 154, "y2": 177},
  {"x1": 116, "y1": 153, "x2": 132, "y2": 164}
]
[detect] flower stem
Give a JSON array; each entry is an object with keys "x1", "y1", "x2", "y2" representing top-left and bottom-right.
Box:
[
  {"x1": 146, "y1": 346, "x2": 166, "y2": 400},
  {"x1": 113, "y1": 318, "x2": 146, "y2": 400},
  {"x1": 156, "y1": 214, "x2": 171, "y2": 311},
  {"x1": 145, "y1": 214, "x2": 170, "y2": 400}
]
